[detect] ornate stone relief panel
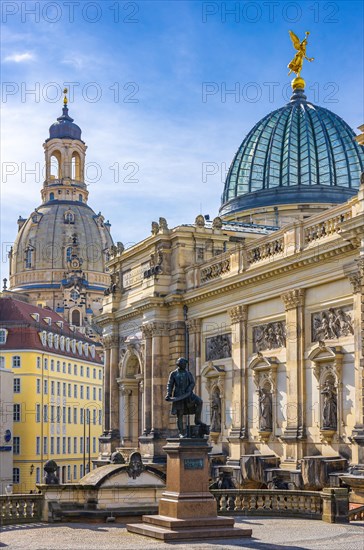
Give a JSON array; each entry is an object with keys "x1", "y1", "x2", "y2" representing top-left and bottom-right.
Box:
[
  {"x1": 205, "y1": 333, "x2": 232, "y2": 361},
  {"x1": 253, "y1": 321, "x2": 286, "y2": 352},
  {"x1": 311, "y1": 307, "x2": 354, "y2": 342}
]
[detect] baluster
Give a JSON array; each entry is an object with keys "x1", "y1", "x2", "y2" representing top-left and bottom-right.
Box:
[
  {"x1": 250, "y1": 494, "x2": 257, "y2": 511},
  {"x1": 286, "y1": 494, "x2": 292, "y2": 511},
  {"x1": 264, "y1": 494, "x2": 272, "y2": 510},
  {"x1": 241, "y1": 494, "x2": 249, "y2": 512},
  {"x1": 256, "y1": 494, "x2": 264, "y2": 510},
  {"x1": 220, "y1": 494, "x2": 227, "y2": 512},
  {"x1": 234, "y1": 494, "x2": 242, "y2": 512}
]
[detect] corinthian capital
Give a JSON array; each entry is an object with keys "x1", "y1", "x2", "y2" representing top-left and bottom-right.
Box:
[
  {"x1": 281, "y1": 289, "x2": 305, "y2": 310},
  {"x1": 228, "y1": 305, "x2": 248, "y2": 324},
  {"x1": 102, "y1": 333, "x2": 119, "y2": 349},
  {"x1": 347, "y1": 270, "x2": 362, "y2": 294}
]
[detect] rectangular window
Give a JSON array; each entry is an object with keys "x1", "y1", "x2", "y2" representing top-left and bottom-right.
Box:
[
  {"x1": 80, "y1": 437, "x2": 84, "y2": 453},
  {"x1": 36, "y1": 467, "x2": 40, "y2": 483},
  {"x1": 12, "y1": 356, "x2": 21, "y2": 368},
  {"x1": 57, "y1": 381, "x2": 60, "y2": 396},
  {"x1": 36, "y1": 436, "x2": 40, "y2": 455},
  {"x1": 67, "y1": 436, "x2": 71, "y2": 454},
  {"x1": 99, "y1": 410, "x2": 102, "y2": 425},
  {"x1": 93, "y1": 368, "x2": 96, "y2": 379},
  {"x1": 68, "y1": 407, "x2": 71, "y2": 424},
  {"x1": 80, "y1": 408, "x2": 84, "y2": 425},
  {"x1": 73, "y1": 407, "x2": 77, "y2": 424},
  {"x1": 63, "y1": 382, "x2": 66, "y2": 397},
  {"x1": 56, "y1": 437, "x2": 60, "y2": 454},
  {"x1": 67, "y1": 465, "x2": 71, "y2": 481},
  {"x1": 0, "y1": 356, "x2": 4, "y2": 369},
  {"x1": 68, "y1": 363, "x2": 71, "y2": 374},
  {"x1": 44, "y1": 358, "x2": 48, "y2": 370},
  {"x1": 80, "y1": 365, "x2": 84, "y2": 377},
  {"x1": 43, "y1": 436, "x2": 48, "y2": 454},
  {"x1": 74, "y1": 365, "x2": 77, "y2": 376},
  {"x1": 86, "y1": 367, "x2": 90, "y2": 378},
  {"x1": 36, "y1": 404, "x2": 41, "y2": 422},
  {"x1": 93, "y1": 409, "x2": 96, "y2": 425},
  {"x1": 57, "y1": 361, "x2": 60, "y2": 372},
  {"x1": 50, "y1": 437, "x2": 54, "y2": 455},
  {"x1": 80, "y1": 464, "x2": 83, "y2": 478},
  {"x1": 68, "y1": 383, "x2": 71, "y2": 397},
  {"x1": 86, "y1": 437, "x2": 89, "y2": 453},
  {"x1": 86, "y1": 386, "x2": 90, "y2": 400},
  {"x1": 98, "y1": 370, "x2": 102, "y2": 380},
  {"x1": 62, "y1": 437, "x2": 66, "y2": 454},
  {"x1": 73, "y1": 464, "x2": 77, "y2": 480},
  {"x1": 74, "y1": 437, "x2": 77, "y2": 453},
  {"x1": 51, "y1": 380, "x2": 55, "y2": 395},
  {"x1": 44, "y1": 379, "x2": 48, "y2": 395},
  {"x1": 37, "y1": 357, "x2": 41, "y2": 369},
  {"x1": 62, "y1": 407, "x2": 66, "y2": 424},
  {"x1": 13, "y1": 378, "x2": 21, "y2": 393},
  {"x1": 99, "y1": 388, "x2": 102, "y2": 401},
  {"x1": 92, "y1": 437, "x2": 96, "y2": 453},
  {"x1": 93, "y1": 387, "x2": 96, "y2": 401},
  {"x1": 36, "y1": 379, "x2": 41, "y2": 394},
  {"x1": 80, "y1": 385, "x2": 84, "y2": 399},
  {"x1": 50, "y1": 360, "x2": 54, "y2": 371},
  {"x1": 74, "y1": 385, "x2": 77, "y2": 398},
  {"x1": 13, "y1": 468, "x2": 20, "y2": 484},
  {"x1": 63, "y1": 362, "x2": 66, "y2": 374},
  {"x1": 51, "y1": 405, "x2": 55, "y2": 423},
  {"x1": 43, "y1": 404, "x2": 48, "y2": 422},
  {"x1": 13, "y1": 436, "x2": 20, "y2": 455}
]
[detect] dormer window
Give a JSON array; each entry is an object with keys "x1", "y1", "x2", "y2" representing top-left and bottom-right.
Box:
[
  {"x1": 43, "y1": 317, "x2": 52, "y2": 326},
  {"x1": 40, "y1": 331, "x2": 47, "y2": 346},
  {"x1": 30, "y1": 313, "x2": 39, "y2": 322},
  {"x1": 66, "y1": 338, "x2": 70, "y2": 352},
  {"x1": 77, "y1": 341, "x2": 83, "y2": 355},
  {"x1": 56, "y1": 321, "x2": 63, "y2": 329},
  {"x1": 90, "y1": 345, "x2": 95, "y2": 359},
  {"x1": 64, "y1": 211, "x2": 75, "y2": 224},
  {"x1": 54, "y1": 334, "x2": 59, "y2": 349},
  {"x1": 84, "y1": 343, "x2": 89, "y2": 357},
  {"x1": 60, "y1": 336, "x2": 65, "y2": 351},
  {"x1": 0, "y1": 329, "x2": 8, "y2": 344},
  {"x1": 71, "y1": 339, "x2": 76, "y2": 353},
  {"x1": 47, "y1": 333, "x2": 53, "y2": 347}
]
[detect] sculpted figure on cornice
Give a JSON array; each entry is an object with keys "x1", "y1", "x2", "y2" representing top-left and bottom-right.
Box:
[
  {"x1": 253, "y1": 322, "x2": 286, "y2": 352},
  {"x1": 312, "y1": 308, "x2": 353, "y2": 341},
  {"x1": 206, "y1": 333, "x2": 232, "y2": 361}
]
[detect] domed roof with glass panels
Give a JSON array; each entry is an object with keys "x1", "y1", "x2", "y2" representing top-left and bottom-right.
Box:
[{"x1": 220, "y1": 87, "x2": 364, "y2": 216}]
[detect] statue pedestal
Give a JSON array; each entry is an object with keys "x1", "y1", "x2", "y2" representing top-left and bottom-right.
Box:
[{"x1": 127, "y1": 438, "x2": 252, "y2": 541}]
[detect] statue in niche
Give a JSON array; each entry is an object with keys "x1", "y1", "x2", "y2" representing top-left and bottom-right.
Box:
[
  {"x1": 210, "y1": 387, "x2": 221, "y2": 434},
  {"x1": 165, "y1": 357, "x2": 204, "y2": 438},
  {"x1": 259, "y1": 387, "x2": 272, "y2": 432},
  {"x1": 321, "y1": 381, "x2": 337, "y2": 430}
]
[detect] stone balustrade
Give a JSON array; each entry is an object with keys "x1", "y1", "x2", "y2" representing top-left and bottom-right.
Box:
[
  {"x1": 0, "y1": 494, "x2": 43, "y2": 525},
  {"x1": 247, "y1": 237, "x2": 284, "y2": 264},
  {"x1": 200, "y1": 256, "x2": 231, "y2": 283},
  {"x1": 349, "y1": 505, "x2": 364, "y2": 521},
  {"x1": 304, "y1": 210, "x2": 352, "y2": 245}
]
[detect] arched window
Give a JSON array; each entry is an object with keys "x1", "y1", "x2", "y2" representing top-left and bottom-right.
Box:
[
  {"x1": 49, "y1": 192, "x2": 55, "y2": 201},
  {"x1": 71, "y1": 152, "x2": 81, "y2": 180},
  {"x1": 64, "y1": 211, "x2": 75, "y2": 224},
  {"x1": 72, "y1": 309, "x2": 81, "y2": 327},
  {"x1": 79, "y1": 194, "x2": 83, "y2": 202},
  {"x1": 50, "y1": 151, "x2": 62, "y2": 179},
  {"x1": 25, "y1": 247, "x2": 33, "y2": 268}
]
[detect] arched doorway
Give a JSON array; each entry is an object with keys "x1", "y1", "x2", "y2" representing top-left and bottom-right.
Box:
[{"x1": 119, "y1": 351, "x2": 143, "y2": 448}]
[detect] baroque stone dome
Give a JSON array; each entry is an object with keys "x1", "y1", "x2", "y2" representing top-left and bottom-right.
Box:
[{"x1": 220, "y1": 87, "x2": 364, "y2": 217}]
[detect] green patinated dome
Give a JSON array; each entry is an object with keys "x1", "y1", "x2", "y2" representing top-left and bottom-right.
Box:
[{"x1": 220, "y1": 88, "x2": 364, "y2": 217}]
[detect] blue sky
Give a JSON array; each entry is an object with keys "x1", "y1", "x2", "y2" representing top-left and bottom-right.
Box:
[{"x1": 1, "y1": 0, "x2": 363, "y2": 280}]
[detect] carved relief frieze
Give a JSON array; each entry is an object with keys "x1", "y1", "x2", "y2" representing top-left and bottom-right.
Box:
[
  {"x1": 312, "y1": 307, "x2": 354, "y2": 342},
  {"x1": 253, "y1": 321, "x2": 286, "y2": 352},
  {"x1": 205, "y1": 333, "x2": 232, "y2": 361}
]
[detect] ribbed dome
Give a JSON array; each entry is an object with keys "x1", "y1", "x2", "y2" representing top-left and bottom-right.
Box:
[
  {"x1": 48, "y1": 105, "x2": 82, "y2": 141},
  {"x1": 220, "y1": 88, "x2": 364, "y2": 216},
  {"x1": 11, "y1": 202, "x2": 113, "y2": 290}
]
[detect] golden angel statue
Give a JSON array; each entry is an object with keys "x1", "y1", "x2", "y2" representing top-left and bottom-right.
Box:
[{"x1": 287, "y1": 31, "x2": 314, "y2": 77}]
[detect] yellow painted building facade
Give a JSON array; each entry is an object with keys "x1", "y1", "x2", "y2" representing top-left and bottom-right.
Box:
[{"x1": 0, "y1": 297, "x2": 104, "y2": 493}]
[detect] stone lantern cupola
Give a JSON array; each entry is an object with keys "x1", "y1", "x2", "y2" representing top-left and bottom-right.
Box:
[{"x1": 42, "y1": 88, "x2": 88, "y2": 205}]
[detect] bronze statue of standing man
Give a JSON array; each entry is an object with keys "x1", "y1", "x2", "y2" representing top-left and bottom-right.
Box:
[{"x1": 165, "y1": 357, "x2": 203, "y2": 437}]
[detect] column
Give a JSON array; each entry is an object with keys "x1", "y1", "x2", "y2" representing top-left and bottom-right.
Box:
[
  {"x1": 281, "y1": 289, "x2": 305, "y2": 460},
  {"x1": 150, "y1": 321, "x2": 170, "y2": 436},
  {"x1": 187, "y1": 318, "x2": 202, "y2": 395},
  {"x1": 228, "y1": 305, "x2": 248, "y2": 459},
  {"x1": 141, "y1": 324, "x2": 153, "y2": 435},
  {"x1": 349, "y1": 263, "x2": 364, "y2": 460},
  {"x1": 109, "y1": 334, "x2": 120, "y2": 438},
  {"x1": 102, "y1": 344, "x2": 111, "y2": 434}
]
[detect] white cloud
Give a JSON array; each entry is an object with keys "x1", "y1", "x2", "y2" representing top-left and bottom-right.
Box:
[{"x1": 4, "y1": 52, "x2": 35, "y2": 63}]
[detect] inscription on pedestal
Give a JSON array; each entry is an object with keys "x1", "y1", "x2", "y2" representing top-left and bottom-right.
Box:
[{"x1": 184, "y1": 458, "x2": 204, "y2": 470}]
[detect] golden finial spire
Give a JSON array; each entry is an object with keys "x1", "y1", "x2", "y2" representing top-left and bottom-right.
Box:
[
  {"x1": 287, "y1": 31, "x2": 314, "y2": 90},
  {"x1": 63, "y1": 87, "x2": 68, "y2": 106}
]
